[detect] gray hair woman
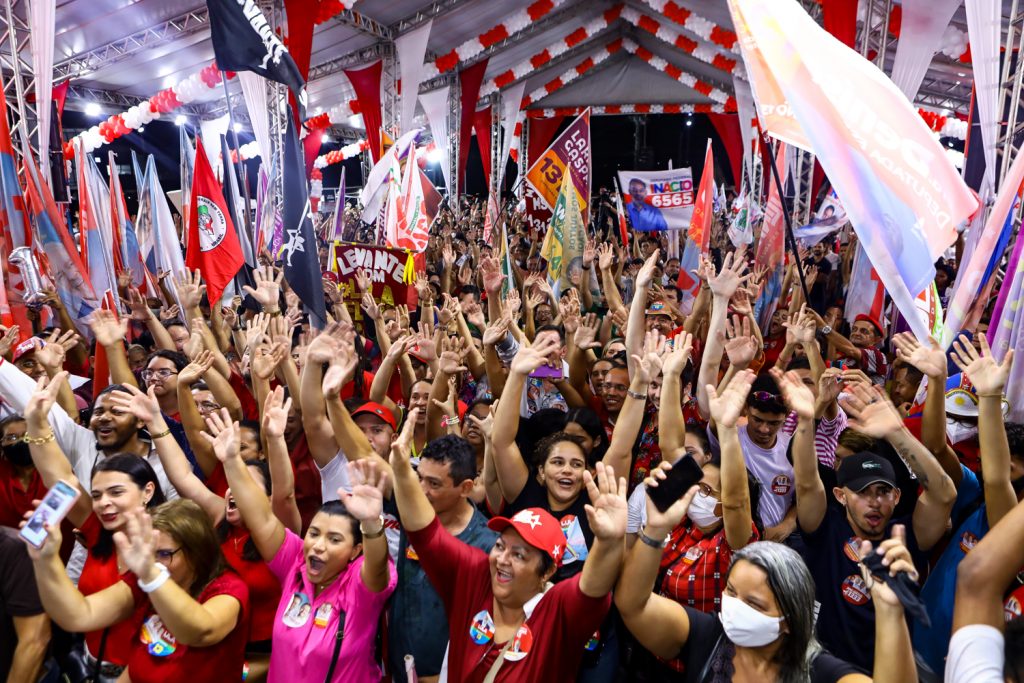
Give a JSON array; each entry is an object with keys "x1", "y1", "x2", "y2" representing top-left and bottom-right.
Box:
[{"x1": 615, "y1": 459, "x2": 920, "y2": 683}]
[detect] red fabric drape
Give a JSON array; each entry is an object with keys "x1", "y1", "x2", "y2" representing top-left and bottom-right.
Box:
[
  {"x1": 823, "y1": 0, "x2": 859, "y2": 48},
  {"x1": 473, "y1": 106, "x2": 493, "y2": 188},
  {"x1": 707, "y1": 113, "x2": 743, "y2": 187},
  {"x1": 457, "y1": 59, "x2": 489, "y2": 192},
  {"x1": 52, "y1": 80, "x2": 69, "y2": 116},
  {"x1": 303, "y1": 128, "x2": 325, "y2": 178},
  {"x1": 345, "y1": 61, "x2": 384, "y2": 163},
  {"x1": 526, "y1": 116, "x2": 566, "y2": 165},
  {"x1": 811, "y1": 161, "x2": 827, "y2": 210},
  {"x1": 284, "y1": 0, "x2": 316, "y2": 121}
]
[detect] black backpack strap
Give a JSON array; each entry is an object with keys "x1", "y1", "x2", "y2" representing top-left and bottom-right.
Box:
[
  {"x1": 323, "y1": 610, "x2": 347, "y2": 683},
  {"x1": 92, "y1": 628, "x2": 109, "y2": 681}
]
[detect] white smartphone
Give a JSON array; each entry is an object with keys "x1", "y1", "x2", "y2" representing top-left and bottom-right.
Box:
[{"x1": 19, "y1": 480, "x2": 79, "y2": 549}]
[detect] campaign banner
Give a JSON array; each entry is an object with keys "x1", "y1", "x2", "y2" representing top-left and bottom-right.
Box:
[
  {"x1": 794, "y1": 188, "x2": 847, "y2": 247},
  {"x1": 525, "y1": 108, "x2": 591, "y2": 223},
  {"x1": 616, "y1": 168, "x2": 694, "y2": 232},
  {"x1": 524, "y1": 184, "x2": 553, "y2": 239},
  {"x1": 330, "y1": 242, "x2": 413, "y2": 322}
]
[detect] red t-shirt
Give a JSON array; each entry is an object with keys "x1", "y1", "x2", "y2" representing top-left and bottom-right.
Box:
[
  {"x1": 228, "y1": 371, "x2": 260, "y2": 421},
  {"x1": 288, "y1": 435, "x2": 322, "y2": 533},
  {"x1": 204, "y1": 465, "x2": 230, "y2": 498},
  {"x1": 405, "y1": 516, "x2": 611, "y2": 682},
  {"x1": 78, "y1": 514, "x2": 139, "y2": 666},
  {"x1": 339, "y1": 371, "x2": 375, "y2": 401},
  {"x1": 0, "y1": 460, "x2": 48, "y2": 528},
  {"x1": 123, "y1": 570, "x2": 250, "y2": 683},
  {"x1": 220, "y1": 526, "x2": 281, "y2": 642}
]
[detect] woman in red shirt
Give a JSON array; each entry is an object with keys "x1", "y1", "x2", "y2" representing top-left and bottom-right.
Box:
[
  {"x1": 25, "y1": 499, "x2": 250, "y2": 683},
  {"x1": 24, "y1": 374, "x2": 167, "y2": 679},
  {"x1": 108, "y1": 383, "x2": 300, "y2": 683}
]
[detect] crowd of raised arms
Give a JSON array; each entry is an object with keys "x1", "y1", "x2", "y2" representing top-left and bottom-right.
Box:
[{"x1": 1, "y1": 194, "x2": 1020, "y2": 683}]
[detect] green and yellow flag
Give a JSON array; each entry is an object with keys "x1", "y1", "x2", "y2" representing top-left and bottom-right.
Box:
[{"x1": 540, "y1": 168, "x2": 586, "y2": 296}]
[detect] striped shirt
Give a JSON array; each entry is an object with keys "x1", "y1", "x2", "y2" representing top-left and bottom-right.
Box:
[{"x1": 782, "y1": 408, "x2": 848, "y2": 469}]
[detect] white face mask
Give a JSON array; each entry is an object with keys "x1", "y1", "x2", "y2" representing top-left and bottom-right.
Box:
[
  {"x1": 946, "y1": 418, "x2": 978, "y2": 444},
  {"x1": 720, "y1": 594, "x2": 784, "y2": 648},
  {"x1": 688, "y1": 493, "x2": 722, "y2": 528}
]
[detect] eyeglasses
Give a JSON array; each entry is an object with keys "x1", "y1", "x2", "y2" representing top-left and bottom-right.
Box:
[
  {"x1": 750, "y1": 391, "x2": 781, "y2": 402},
  {"x1": 1, "y1": 434, "x2": 23, "y2": 445},
  {"x1": 197, "y1": 401, "x2": 221, "y2": 414},
  {"x1": 142, "y1": 368, "x2": 178, "y2": 381},
  {"x1": 154, "y1": 547, "x2": 183, "y2": 563},
  {"x1": 697, "y1": 483, "x2": 720, "y2": 499}
]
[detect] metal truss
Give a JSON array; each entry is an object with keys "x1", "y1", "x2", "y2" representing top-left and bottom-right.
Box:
[
  {"x1": 53, "y1": 8, "x2": 210, "y2": 82},
  {"x1": 996, "y1": 0, "x2": 1024, "y2": 187},
  {"x1": 307, "y1": 42, "x2": 391, "y2": 82},
  {"x1": 489, "y1": 99, "x2": 501, "y2": 197},
  {"x1": 789, "y1": 148, "x2": 817, "y2": 225},
  {"x1": 333, "y1": 8, "x2": 392, "y2": 40},
  {"x1": 391, "y1": 0, "x2": 470, "y2": 35},
  {"x1": 380, "y1": 44, "x2": 399, "y2": 142},
  {"x1": 447, "y1": 76, "x2": 460, "y2": 200},
  {"x1": 0, "y1": 0, "x2": 38, "y2": 163}
]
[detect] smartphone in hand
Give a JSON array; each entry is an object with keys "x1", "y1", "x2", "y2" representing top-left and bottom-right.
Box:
[
  {"x1": 19, "y1": 480, "x2": 79, "y2": 549},
  {"x1": 647, "y1": 456, "x2": 704, "y2": 513}
]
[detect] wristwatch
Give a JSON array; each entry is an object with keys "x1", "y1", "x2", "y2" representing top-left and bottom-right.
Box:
[
  {"x1": 819, "y1": 325, "x2": 833, "y2": 336},
  {"x1": 638, "y1": 526, "x2": 668, "y2": 550}
]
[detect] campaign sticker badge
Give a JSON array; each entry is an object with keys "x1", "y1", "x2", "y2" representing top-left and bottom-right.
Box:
[
  {"x1": 584, "y1": 630, "x2": 601, "y2": 651},
  {"x1": 959, "y1": 531, "x2": 979, "y2": 554},
  {"x1": 841, "y1": 574, "x2": 871, "y2": 606},
  {"x1": 771, "y1": 474, "x2": 793, "y2": 496},
  {"x1": 504, "y1": 624, "x2": 534, "y2": 662},
  {"x1": 843, "y1": 537, "x2": 863, "y2": 563},
  {"x1": 682, "y1": 545, "x2": 705, "y2": 566},
  {"x1": 140, "y1": 614, "x2": 177, "y2": 657},
  {"x1": 405, "y1": 544, "x2": 420, "y2": 562},
  {"x1": 282, "y1": 591, "x2": 312, "y2": 628},
  {"x1": 1004, "y1": 595, "x2": 1022, "y2": 621},
  {"x1": 314, "y1": 603, "x2": 333, "y2": 629},
  {"x1": 469, "y1": 610, "x2": 495, "y2": 645}
]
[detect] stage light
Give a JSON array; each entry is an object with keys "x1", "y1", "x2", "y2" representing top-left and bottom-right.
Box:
[
  {"x1": 233, "y1": 122, "x2": 242, "y2": 132},
  {"x1": 85, "y1": 102, "x2": 101, "y2": 116},
  {"x1": 427, "y1": 147, "x2": 443, "y2": 164},
  {"x1": 322, "y1": 134, "x2": 330, "y2": 143},
  {"x1": 686, "y1": 120, "x2": 693, "y2": 127},
  {"x1": 175, "y1": 115, "x2": 187, "y2": 126}
]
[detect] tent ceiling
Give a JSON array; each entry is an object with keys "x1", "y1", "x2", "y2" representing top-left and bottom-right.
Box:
[{"x1": 51, "y1": 0, "x2": 995, "y2": 122}]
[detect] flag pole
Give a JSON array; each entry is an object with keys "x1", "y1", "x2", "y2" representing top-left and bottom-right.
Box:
[
  {"x1": 220, "y1": 71, "x2": 254, "y2": 242},
  {"x1": 760, "y1": 131, "x2": 810, "y2": 303}
]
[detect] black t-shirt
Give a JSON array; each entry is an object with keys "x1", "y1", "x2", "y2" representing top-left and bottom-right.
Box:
[
  {"x1": 802, "y1": 256, "x2": 834, "y2": 314},
  {"x1": 677, "y1": 606, "x2": 860, "y2": 682},
  {"x1": 0, "y1": 527, "x2": 45, "y2": 679},
  {"x1": 506, "y1": 477, "x2": 592, "y2": 582},
  {"x1": 798, "y1": 507, "x2": 925, "y2": 673}
]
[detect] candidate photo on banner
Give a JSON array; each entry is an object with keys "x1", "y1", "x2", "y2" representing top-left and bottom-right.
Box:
[{"x1": 616, "y1": 169, "x2": 694, "y2": 231}]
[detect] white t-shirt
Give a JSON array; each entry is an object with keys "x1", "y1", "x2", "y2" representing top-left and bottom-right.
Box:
[
  {"x1": 708, "y1": 422, "x2": 794, "y2": 528},
  {"x1": 944, "y1": 625, "x2": 1004, "y2": 683},
  {"x1": 318, "y1": 450, "x2": 401, "y2": 559}
]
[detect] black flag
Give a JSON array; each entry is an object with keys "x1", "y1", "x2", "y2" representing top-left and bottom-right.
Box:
[
  {"x1": 281, "y1": 111, "x2": 326, "y2": 329},
  {"x1": 206, "y1": 0, "x2": 307, "y2": 119}
]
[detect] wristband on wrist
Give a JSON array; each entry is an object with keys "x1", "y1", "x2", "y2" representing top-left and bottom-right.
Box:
[
  {"x1": 139, "y1": 564, "x2": 171, "y2": 593},
  {"x1": 638, "y1": 526, "x2": 668, "y2": 549},
  {"x1": 627, "y1": 388, "x2": 647, "y2": 400},
  {"x1": 149, "y1": 428, "x2": 172, "y2": 440}
]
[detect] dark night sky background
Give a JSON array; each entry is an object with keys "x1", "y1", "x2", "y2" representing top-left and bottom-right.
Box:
[{"x1": 63, "y1": 109, "x2": 730, "y2": 215}]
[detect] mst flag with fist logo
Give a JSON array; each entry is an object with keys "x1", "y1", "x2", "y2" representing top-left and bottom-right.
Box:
[{"x1": 185, "y1": 137, "x2": 243, "y2": 306}]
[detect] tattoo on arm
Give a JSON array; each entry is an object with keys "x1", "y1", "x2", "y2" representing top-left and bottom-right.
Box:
[{"x1": 893, "y1": 441, "x2": 930, "y2": 491}]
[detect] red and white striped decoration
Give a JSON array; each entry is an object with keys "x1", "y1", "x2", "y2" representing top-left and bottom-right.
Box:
[
  {"x1": 639, "y1": 0, "x2": 739, "y2": 51},
  {"x1": 622, "y1": 6, "x2": 743, "y2": 77},
  {"x1": 481, "y1": 6, "x2": 624, "y2": 96},
  {"x1": 624, "y1": 41, "x2": 733, "y2": 106},
  {"x1": 528, "y1": 103, "x2": 731, "y2": 118},
  {"x1": 427, "y1": 0, "x2": 569, "y2": 76},
  {"x1": 520, "y1": 38, "x2": 627, "y2": 109},
  {"x1": 313, "y1": 139, "x2": 370, "y2": 168}
]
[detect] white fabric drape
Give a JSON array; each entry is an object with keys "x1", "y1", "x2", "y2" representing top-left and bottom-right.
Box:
[
  {"x1": 733, "y1": 75, "x2": 756, "y2": 185},
  {"x1": 29, "y1": 0, "x2": 55, "y2": 186},
  {"x1": 419, "y1": 86, "x2": 451, "y2": 191},
  {"x1": 394, "y1": 20, "x2": 433, "y2": 135},
  {"x1": 889, "y1": 0, "x2": 965, "y2": 100},
  {"x1": 239, "y1": 72, "x2": 272, "y2": 166},
  {"x1": 497, "y1": 81, "x2": 526, "y2": 188},
  {"x1": 965, "y1": 0, "x2": 1002, "y2": 188}
]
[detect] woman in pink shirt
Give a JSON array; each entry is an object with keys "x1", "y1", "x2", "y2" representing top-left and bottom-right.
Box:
[{"x1": 208, "y1": 409, "x2": 396, "y2": 683}]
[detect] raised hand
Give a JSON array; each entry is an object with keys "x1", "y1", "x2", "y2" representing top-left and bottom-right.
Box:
[
  {"x1": 951, "y1": 333, "x2": 1012, "y2": 396},
  {"x1": 784, "y1": 305, "x2": 817, "y2": 346},
  {"x1": 643, "y1": 461, "x2": 700, "y2": 535},
  {"x1": 432, "y1": 377, "x2": 460, "y2": 418},
  {"x1": 244, "y1": 313, "x2": 271, "y2": 353},
  {"x1": 183, "y1": 320, "x2": 206, "y2": 360},
  {"x1": 511, "y1": 336, "x2": 561, "y2": 376},
  {"x1": 305, "y1": 322, "x2": 347, "y2": 364},
  {"x1": 769, "y1": 367, "x2": 815, "y2": 420},
  {"x1": 662, "y1": 331, "x2": 694, "y2": 376},
  {"x1": 108, "y1": 384, "x2": 162, "y2": 424},
  {"x1": 857, "y1": 524, "x2": 920, "y2": 609},
  {"x1": 242, "y1": 265, "x2": 283, "y2": 309},
  {"x1": 817, "y1": 367, "x2": 843, "y2": 406},
  {"x1": 354, "y1": 267, "x2": 372, "y2": 294},
  {"x1": 632, "y1": 330, "x2": 667, "y2": 385},
  {"x1": 438, "y1": 335, "x2": 469, "y2": 376},
  {"x1": 507, "y1": 288, "x2": 522, "y2": 319},
  {"x1": 722, "y1": 314, "x2": 758, "y2": 369},
  {"x1": 597, "y1": 243, "x2": 615, "y2": 271},
  {"x1": 636, "y1": 249, "x2": 661, "y2": 289},
  {"x1": 361, "y1": 291, "x2": 381, "y2": 321},
  {"x1": 127, "y1": 287, "x2": 151, "y2": 322},
  {"x1": 0, "y1": 325, "x2": 20, "y2": 357},
  {"x1": 35, "y1": 330, "x2": 72, "y2": 373},
  {"x1": 174, "y1": 269, "x2": 206, "y2": 311},
  {"x1": 839, "y1": 383, "x2": 904, "y2": 439},
  {"x1": 390, "y1": 407, "x2": 419, "y2": 468},
  {"x1": 707, "y1": 368, "x2": 756, "y2": 428},
  {"x1": 583, "y1": 462, "x2": 628, "y2": 542},
  {"x1": 479, "y1": 255, "x2": 505, "y2": 294},
  {"x1": 177, "y1": 349, "x2": 215, "y2": 386},
  {"x1": 112, "y1": 508, "x2": 160, "y2": 582},
  {"x1": 583, "y1": 239, "x2": 597, "y2": 269},
  {"x1": 708, "y1": 248, "x2": 749, "y2": 300},
  {"x1": 251, "y1": 342, "x2": 287, "y2": 381},
  {"x1": 89, "y1": 309, "x2": 128, "y2": 347},
  {"x1": 413, "y1": 321, "x2": 439, "y2": 362},
  {"x1": 20, "y1": 500, "x2": 64, "y2": 560},
  {"x1": 465, "y1": 405, "x2": 495, "y2": 443},
  {"x1": 200, "y1": 408, "x2": 241, "y2": 463},
  {"x1": 262, "y1": 385, "x2": 292, "y2": 439},
  {"x1": 24, "y1": 371, "x2": 69, "y2": 423},
  {"x1": 893, "y1": 332, "x2": 948, "y2": 379},
  {"x1": 574, "y1": 313, "x2": 603, "y2": 351},
  {"x1": 159, "y1": 304, "x2": 182, "y2": 322}
]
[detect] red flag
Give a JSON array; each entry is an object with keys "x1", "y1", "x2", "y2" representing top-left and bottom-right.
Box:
[
  {"x1": 688, "y1": 140, "x2": 715, "y2": 254},
  {"x1": 756, "y1": 141, "x2": 788, "y2": 270},
  {"x1": 185, "y1": 138, "x2": 244, "y2": 307}
]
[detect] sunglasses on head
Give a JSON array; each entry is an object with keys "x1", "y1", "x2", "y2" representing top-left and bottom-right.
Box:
[{"x1": 751, "y1": 391, "x2": 782, "y2": 402}]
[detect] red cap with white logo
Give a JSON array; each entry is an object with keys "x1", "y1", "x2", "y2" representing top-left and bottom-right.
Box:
[{"x1": 487, "y1": 507, "x2": 566, "y2": 567}]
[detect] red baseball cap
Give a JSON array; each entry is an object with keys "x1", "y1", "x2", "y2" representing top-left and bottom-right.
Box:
[
  {"x1": 487, "y1": 507, "x2": 566, "y2": 567},
  {"x1": 351, "y1": 402, "x2": 397, "y2": 430},
  {"x1": 12, "y1": 338, "x2": 40, "y2": 363},
  {"x1": 854, "y1": 314, "x2": 884, "y2": 336}
]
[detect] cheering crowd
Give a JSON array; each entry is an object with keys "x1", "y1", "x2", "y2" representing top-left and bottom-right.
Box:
[{"x1": 1, "y1": 196, "x2": 1021, "y2": 683}]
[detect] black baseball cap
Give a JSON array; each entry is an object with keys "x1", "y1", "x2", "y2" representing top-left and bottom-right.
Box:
[{"x1": 836, "y1": 452, "x2": 897, "y2": 492}]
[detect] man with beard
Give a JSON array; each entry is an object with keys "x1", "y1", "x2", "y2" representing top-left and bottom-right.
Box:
[{"x1": 777, "y1": 372, "x2": 955, "y2": 673}]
